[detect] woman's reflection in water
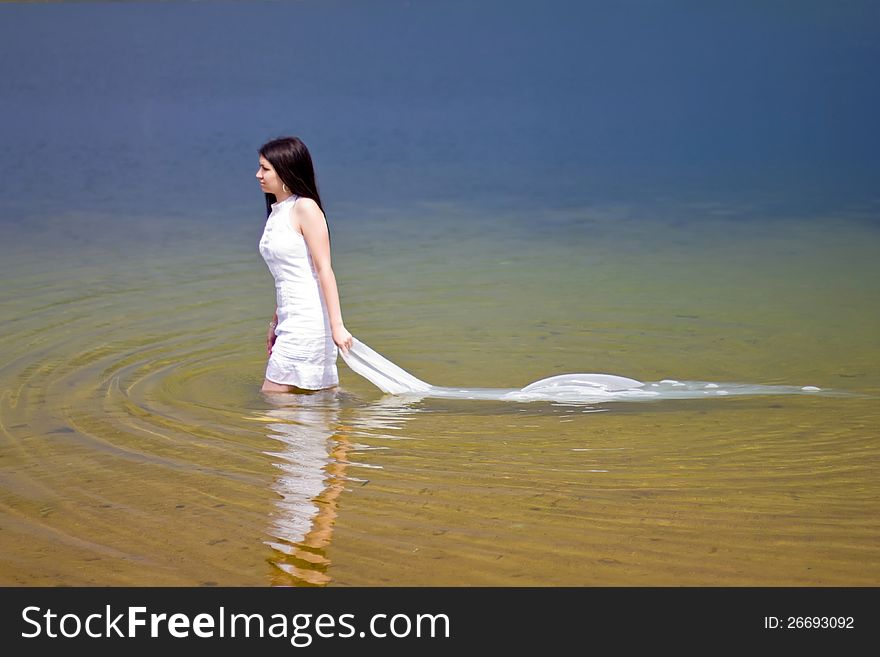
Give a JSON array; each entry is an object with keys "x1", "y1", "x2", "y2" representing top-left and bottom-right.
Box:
[{"x1": 259, "y1": 389, "x2": 420, "y2": 586}]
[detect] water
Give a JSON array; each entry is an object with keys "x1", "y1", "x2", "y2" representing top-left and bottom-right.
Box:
[{"x1": 0, "y1": 1, "x2": 878, "y2": 586}]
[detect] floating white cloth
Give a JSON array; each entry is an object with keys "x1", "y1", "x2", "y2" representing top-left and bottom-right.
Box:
[
  {"x1": 340, "y1": 338, "x2": 826, "y2": 404},
  {"x1": 338, "y1": 338, "x2": 432, "y2": 394}
]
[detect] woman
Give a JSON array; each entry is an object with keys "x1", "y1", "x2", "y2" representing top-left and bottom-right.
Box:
[{"x1": 256, "y1": 136, "x2": 353, "y2": 393}]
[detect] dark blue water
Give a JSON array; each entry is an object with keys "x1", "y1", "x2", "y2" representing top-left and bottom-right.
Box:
[{"x1": 1, "y1": 0, "x2": 878, "y2": 227}]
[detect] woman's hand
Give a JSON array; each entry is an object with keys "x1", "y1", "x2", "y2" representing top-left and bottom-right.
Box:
[
  {"x1": 267, "y1": 321, "x2": 278, "y2": 357},
  {"x1": 332, "y1": 324, "x2": 353, "y2": 354}
]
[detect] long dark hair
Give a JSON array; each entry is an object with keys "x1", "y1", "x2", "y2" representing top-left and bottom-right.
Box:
[{"x1": 258, "y1": 136, "x2": 326, "y2": 222}]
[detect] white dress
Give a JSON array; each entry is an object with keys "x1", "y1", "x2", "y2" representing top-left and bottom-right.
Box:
[{"x1": 259, "y1": 194, "x2": 338, "y2": 389}]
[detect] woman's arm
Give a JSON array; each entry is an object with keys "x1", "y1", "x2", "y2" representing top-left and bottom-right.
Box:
[
  {"x1": 267, "y1": 307, "x2": 278, "y2": 356},
  {"x1": 295, "y1": 199, "x2": 353, "y2": 353}
]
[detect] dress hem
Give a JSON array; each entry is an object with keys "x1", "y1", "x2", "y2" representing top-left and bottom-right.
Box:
[{"x1": 264, "y1": 370, "x2": 339, "y2": 390}]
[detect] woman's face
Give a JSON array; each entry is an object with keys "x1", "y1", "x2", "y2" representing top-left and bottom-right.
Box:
[{"x1": 256, "y1": 156, "x2": 285, "y2": 197}]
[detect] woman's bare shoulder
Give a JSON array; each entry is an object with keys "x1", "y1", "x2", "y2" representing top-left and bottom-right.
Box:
[
  {"x1": 294, "y1": 196, "x2": 322, "y2": 216},
  {"x1": 292, "y1": 196, "x2": 326, "y2": 232}
]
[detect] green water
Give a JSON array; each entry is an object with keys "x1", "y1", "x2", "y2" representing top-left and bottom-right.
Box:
[{"x1": 1, "y1": 206, "x2": 878, "y2": 585}]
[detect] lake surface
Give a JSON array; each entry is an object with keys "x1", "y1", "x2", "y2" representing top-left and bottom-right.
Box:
[{"x1": 1, "y1": 1, "x2": 878, "y2": 586}]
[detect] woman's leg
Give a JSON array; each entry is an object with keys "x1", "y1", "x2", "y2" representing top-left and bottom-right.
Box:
[
  {"x1": 261, "y1": 379, "x2": 293, "y2": 393},
  {"x1": 261, "y1": 379, "x2": 337, "y2": 394}
]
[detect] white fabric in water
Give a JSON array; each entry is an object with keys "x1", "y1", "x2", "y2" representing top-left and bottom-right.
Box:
[
  {"x1": 340, "y1": 338, "x2": 432, "y2": 394},
  {"x1": 340, "y1": 337, "x2": 827, "y2": 403}
]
